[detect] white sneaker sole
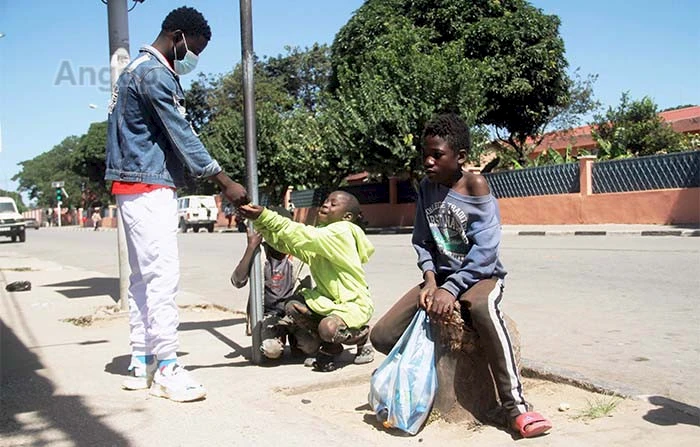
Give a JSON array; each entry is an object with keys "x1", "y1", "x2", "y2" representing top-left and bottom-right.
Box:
[
  {"x1": 149, "y1": 383, "x2": 206, "y2": 402},
  {"x1": 122, "y1": 377, "x2": 150, "y2": 390}
]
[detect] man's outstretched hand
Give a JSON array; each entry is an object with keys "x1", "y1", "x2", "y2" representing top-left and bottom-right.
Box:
[
  {"x1": 222, "y1": 182, "x2": 248, "y2": 207},
  {"x1": 238, "y1": 203, "x2": 264, "y2": 220},
  {"x1": 212, "y1": 172, "x2": 249, "y2": 206}
]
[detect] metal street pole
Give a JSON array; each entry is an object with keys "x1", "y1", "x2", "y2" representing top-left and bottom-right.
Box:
[
  {"x1": 240, "y1": 0, "x2": 264, "y2": 365},
  {"x1": 107, "y1": 0, "x2": 131, "y2": 312}
]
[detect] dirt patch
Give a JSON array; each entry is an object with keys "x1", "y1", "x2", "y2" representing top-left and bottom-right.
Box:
[
  {"x1": 275, "y1": 377, "x2": 700, "y2": 445},
  {"x1": 61, "y1": 303, "x2": 244, "y2": 327}
]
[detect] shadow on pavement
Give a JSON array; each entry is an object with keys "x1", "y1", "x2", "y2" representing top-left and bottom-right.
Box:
[
  {"x1": 0, "y1": 318, "x2": 130, "y2": 446},
  {"x1": 44, "y1": 277, "x2": 119, "y2": 303},
  {"x1": 643, "y1": 396, "x2": 700, "y2": 427},
  {"x1": 178, "y1": 318, "x2": 253, "y2": 366}
]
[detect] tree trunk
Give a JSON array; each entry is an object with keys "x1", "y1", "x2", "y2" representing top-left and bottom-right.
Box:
[{"x1": 431, "y1": 306, "x2": 521, "y2": 428}]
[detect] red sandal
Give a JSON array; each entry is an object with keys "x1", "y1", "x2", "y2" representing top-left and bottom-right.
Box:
[{"x1": 513, "y1": 411, "x2": 552, "y2": 438}]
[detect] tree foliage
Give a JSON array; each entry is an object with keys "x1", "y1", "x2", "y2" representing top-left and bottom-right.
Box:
[
  {"x1": 12, "y1": 2, "x2": 593, "y2": 203},
  {"x1": 13, "y1": 136, "x2": 80, "y2": 208},
  {"x1": 592, "y1": 93, "x2": 684, "y2": 159},
  {"x1": 331, "y1": 0, "x2": 572, "y2": 169},
  {"x1": 71, "y1": 121, "x2": 112, "y2": 208}
]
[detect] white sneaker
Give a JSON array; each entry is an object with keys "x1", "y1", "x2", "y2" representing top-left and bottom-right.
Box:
[
  {"x1": 122, "y1": 361, "x2": 156, "y2": 390},
  {"x1": 149, "y1": 363, "x2": 206, "y2": 402}
]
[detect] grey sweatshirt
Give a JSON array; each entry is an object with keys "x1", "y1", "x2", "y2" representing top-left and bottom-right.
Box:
[{"x1": 412, "y1": 177, "x2": 507, "y2": 298}]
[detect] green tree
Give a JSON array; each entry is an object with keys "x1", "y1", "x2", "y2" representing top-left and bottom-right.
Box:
[
  {"x1": 331, "y1": 0, "x2": 572, "y2": 169},
  {"x1": 330, "y1": 10, "x2": 483, "y2": 178},
  {"x1": 71, "y1": 121, "x2": 111, "y2": 208},
  {"x1": 592, "y1": 93, "x2": 684, "y2": 159},
  {"x1": 493, "y1": 69, "x2": 600, "y2": 169},
  {"x1": 199, "y1": 46, "x2": 349, "y2": 201},
  {"x1": 13, "y1": 136, "x2": 80, "y2": 208},
  {"x1": 184, "y1": 73, "x2": 219, "y2": 133},
  {"x1": 264, "y1": 44, "x2": 332, "y2": 112}
]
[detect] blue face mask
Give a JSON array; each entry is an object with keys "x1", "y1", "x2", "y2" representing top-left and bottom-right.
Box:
[{"x1": 174, "y1": 35, "x2": 199, "y2": 75}]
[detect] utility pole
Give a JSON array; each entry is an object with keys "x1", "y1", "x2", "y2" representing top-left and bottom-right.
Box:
[
  {"x1": 107, "y1": 0, "x2": 131, "y2": 312},
  {"x1": 240, "y1": 0, "x2": 264, "y2": 365}
]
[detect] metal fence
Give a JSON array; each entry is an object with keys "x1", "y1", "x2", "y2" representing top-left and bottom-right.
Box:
[
  {"x1": 592, "y1": 151, "x2": 700, "y2": 193},
  {"x1": 288, "y1": 151, "x2": 699, "y2": 206},
  {"x1": 289, "y1": 188, "x2": 329, "y2": 208},
  {"x1": 483, "y1": 163, "x2": 580, "y2": 198},
  {"x1": 290, "y1": 182, "x2": 398, "y2": 207}
]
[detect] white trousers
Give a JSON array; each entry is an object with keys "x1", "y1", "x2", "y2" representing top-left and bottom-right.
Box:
[{"x1": 117, "y1": 188, "x2": 180, "y2": 361}]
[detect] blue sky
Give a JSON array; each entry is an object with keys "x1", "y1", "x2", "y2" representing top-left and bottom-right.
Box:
[{"x1": 1, "y1": 0, "x2": 698, "y2": 197}]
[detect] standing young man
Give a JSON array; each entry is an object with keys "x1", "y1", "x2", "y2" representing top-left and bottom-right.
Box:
[{"x1": 105, "y1": 6, "x2": 248, "y2": 402}]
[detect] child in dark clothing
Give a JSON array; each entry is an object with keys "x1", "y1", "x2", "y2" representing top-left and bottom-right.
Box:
[
  {"x1": 238, "y1": 191, "x2": 375, "y2": 372},
  {"x1": 231, "y1": 206, "x2": 305, "y2": 360},
  {"x1": 370, "y1": 113, "x2": 552, "y2": 438}
]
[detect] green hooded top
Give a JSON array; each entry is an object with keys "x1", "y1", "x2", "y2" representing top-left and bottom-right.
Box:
[{"x1": 254, "y1": 208, "x2": 375, "y2": 328}]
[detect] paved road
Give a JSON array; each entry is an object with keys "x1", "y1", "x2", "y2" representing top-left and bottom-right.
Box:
[{"x1": 4, "y1": 228, "x2": 700, "y2": 406}]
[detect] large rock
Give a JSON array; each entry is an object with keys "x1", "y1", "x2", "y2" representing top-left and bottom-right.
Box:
[{"x1": 431, "y1": 303, "x2": 521, "y2": 428}]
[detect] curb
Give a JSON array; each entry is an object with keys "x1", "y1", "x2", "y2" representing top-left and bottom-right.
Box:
[
  {"x1": 522, "y1": 359, "x2": 700, "y2": 418},
  {"x1": 366, "y1": 227, "x2": 700, "y2": 237},
  {"x1": 521, "y1": 358, "x2": 641, "y2": 398},
  {"x1": 42, "y1": 225, "x2": 700, "y2": 237},
  {"x1": 508, "y1": 229, "x2": 700, "y2": 237},
  {"x1": 39, "y1": 226, "x2": 117, "y2": 232}
]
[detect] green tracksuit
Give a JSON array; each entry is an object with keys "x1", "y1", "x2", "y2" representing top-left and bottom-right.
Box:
[{"x1": 254, "y1": 209, "x2": 375, "y2": 328}]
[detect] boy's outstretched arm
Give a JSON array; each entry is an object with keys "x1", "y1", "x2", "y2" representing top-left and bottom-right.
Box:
[
  {"x1": 231, "y1": 229, "x2": 262, "y2": 288},
  {"x1": 238, "y1": 204, "x2": 320, "y2": 265}
]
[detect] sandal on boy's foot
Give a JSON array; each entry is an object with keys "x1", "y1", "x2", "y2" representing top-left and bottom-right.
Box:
[
  {"x1": 512, "y1": 412, "x2": 552, "y2": 438},
  {"x1": 353, "y1": 344, "x2": 375, "y2": 365},
  {"x1": 312, "y1": 353, "x2": 337, "y2": 372}
]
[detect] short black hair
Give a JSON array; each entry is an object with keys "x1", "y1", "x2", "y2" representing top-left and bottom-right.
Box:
[
  {"x1": 421, "y1": 113, "x2": 471, "y2": 155},
  {"x1": 162, "y1": 6, "x2": 212, "y2": 41},
  {"x1": 335, "y1": 191, "x2": 367, "y2": 232}
]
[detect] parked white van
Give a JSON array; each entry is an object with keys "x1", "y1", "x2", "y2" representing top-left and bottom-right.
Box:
[
  {"x1": 176, "y1": 195, "x2": 219, "y2": 233},
  {"x1": 0, "y1": 197, "x2": 26, "y2": 242}
]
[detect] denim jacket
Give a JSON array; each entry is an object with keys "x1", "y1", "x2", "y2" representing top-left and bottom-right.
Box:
[{"x1": 105, "y1": 46, "x2": 221, "y2": 188}]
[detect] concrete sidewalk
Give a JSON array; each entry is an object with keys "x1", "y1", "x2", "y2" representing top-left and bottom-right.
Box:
[{"x1": 2, "y1": 253, "x2": 699, "y2": 446}]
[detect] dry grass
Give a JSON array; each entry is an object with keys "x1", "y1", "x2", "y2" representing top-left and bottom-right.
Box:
[{"x1": 574, "y1": 394, "x2": 621, "y2": 420}]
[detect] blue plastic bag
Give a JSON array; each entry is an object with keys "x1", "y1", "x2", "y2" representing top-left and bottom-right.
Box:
[{"x1": 368, "y1": 309, "x2": 437, "y2": 435}]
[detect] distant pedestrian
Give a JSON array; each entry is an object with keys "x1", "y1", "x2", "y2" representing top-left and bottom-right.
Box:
[
  {"x1": 224, "y1": 203, "x2": 234, "y2": 228},
  {"x1": 369, "y1": 113, "x2": 552, "y2": 438},
  {"x1": 91, "y1": 210, "x2": 102, "y2": 231},
  {"x1": 105, "y1": 6, "x2": 248, "y2": 402}
]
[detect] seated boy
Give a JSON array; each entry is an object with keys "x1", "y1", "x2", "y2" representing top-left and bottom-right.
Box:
[
  {"x1": 231, "y1": 206, "x2": 306, "y2": 360},
  {"x1": 238, "y1": 191, "x2": 375, "y2": 372},
  {"x1": 370, "y1": 113, "x2": 552, "y2": 438}
]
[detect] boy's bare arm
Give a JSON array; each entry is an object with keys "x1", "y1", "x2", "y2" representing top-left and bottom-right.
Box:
[
  {"x1": 231, "y1": 230, "x2": 262, "y2": 288},
  {"x1": 418, "y1": 270, "x2": 438, "y2": 309}
]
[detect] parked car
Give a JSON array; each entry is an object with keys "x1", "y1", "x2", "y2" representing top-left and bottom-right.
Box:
[
  {"x1": 176, "y1": 195, "x2": 219, "y2": 233},
  {"x1": 24, "y1": 218, "x2": 40, "y2": 230},
  {"x1": 0, "y1": 197, "x2": 26, "y2": 242}
]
